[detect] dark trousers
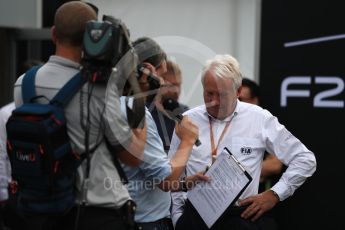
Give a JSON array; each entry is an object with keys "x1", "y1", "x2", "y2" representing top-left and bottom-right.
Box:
[
  {"x1": 58, "y1": 206, "x2": 129, "y2": 230},
  {"x1": 137, "y1": 217, "x2": 174, "y2": 230},
  {"x1": 5, "y1": 205, "x2": 130, "y2": 230},
  {"x1": 2, "y1": 196, "x2": 27, "y2": 230},
  {"x1": 4, "y1": 210, "x2": 64, "y2": 230},
  {"x1": 0, "y1": 203, "x2": 5, "y2": 230},
  {"x1": 175, "y1": 201, "x2": 268, "y2": 230}
]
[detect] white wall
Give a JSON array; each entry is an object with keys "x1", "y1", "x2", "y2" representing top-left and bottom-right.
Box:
[
  {"x1": 87, "y1": 0, "x2": 259, "y2": 107},
  {"x1": 0, "y1": 0, "x2": 260, "y2": 107},
  {"x1": 0, "y1": 0, "x2": 259, "y2": 106},
  {"x1": 0, "y1": 0, "x2": 42, "y2": 28}
]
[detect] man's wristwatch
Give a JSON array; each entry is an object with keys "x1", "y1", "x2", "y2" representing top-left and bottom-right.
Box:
[{"x1": 179, "y1": 177, "x2": 188, "y2": 192}]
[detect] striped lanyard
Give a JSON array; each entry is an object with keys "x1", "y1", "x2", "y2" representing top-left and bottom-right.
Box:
[{"x1": 208, "y1": 116, "x2": 231, "y2": 159}]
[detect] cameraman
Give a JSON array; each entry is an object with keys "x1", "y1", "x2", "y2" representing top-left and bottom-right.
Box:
[{"x1": 13, "y1": 2, "x2": 146, "y2": 230}]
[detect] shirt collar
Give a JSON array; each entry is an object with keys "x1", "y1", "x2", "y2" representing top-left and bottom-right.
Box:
[{"x1": 49, "y1": 55, "x2": 81, "y2": 70}]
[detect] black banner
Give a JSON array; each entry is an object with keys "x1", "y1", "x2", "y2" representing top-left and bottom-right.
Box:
[{"x1": 260, "y1": 0, "x2": 344, "y2": 229}]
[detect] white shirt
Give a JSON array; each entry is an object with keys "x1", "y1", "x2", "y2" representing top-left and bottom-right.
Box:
[
  {"x1": 0, "y1": 102, "x2": 15, "y2": 201},
  {"x1": 0, "y1": 102, "x2": 15, "y2": 143},
  {"x1": 168, "y1": 100, "x2": 316, "y2": 225}
]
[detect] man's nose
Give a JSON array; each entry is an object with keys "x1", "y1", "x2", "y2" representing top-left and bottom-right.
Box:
[{"x1": 210, "y1": 95, "x2": 220, "y2": 106}]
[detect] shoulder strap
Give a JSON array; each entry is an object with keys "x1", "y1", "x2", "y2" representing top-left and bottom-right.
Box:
[
  {"x1": 104, "y1": 137, "x2": 129, "y2": 185},
  {"x1": 51, "y1": 72, "x2": 86, "y2": 107},
  {"x1": 22, "y1": 65, "x2": 42, "y2": 104},
  {"x1": 21, "y1": 66, "x2": 85, "y2": 107}
]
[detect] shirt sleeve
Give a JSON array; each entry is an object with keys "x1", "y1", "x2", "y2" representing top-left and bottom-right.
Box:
[
  {"x1": 138, "y1": 111, "x2": 171, "y2": 182},
  {"x1": 14, "y1": 75, "x2": 24, "y2": 107},
  {"x1": 263, "y1": 112, "x2": 317, "y2": 201},
  {"x1": 103, "y1": 82, "x2": 132, "y2": 149},
  {"x1": 0, "y1": 109, "x2": 11, "y2": 201},
  {"x1": 171, "y1": 191, "x2": 187, "y2": 227},
  {"x1": 0, "y1": 110, "x2": 7, "y2": 144},
  {"x1": 167, "y1": 127, "x2": 181, "y2": 160},
  {"x1": 168, "y1": 125, "x2": 186, "y2": 226}
]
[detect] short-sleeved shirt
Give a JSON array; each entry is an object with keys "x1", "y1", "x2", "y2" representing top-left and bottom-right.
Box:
[{"x1": 14, "y1": 55, "x2": 133, "y2": 208}]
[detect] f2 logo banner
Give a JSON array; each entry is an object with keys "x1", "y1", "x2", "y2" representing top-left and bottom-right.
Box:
[{"x1": 280, "y1": 76, "x2": 344, "y2": 108}]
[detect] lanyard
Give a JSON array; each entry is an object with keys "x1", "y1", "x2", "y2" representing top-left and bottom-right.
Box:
[{"x1": 208, "y1": 116, "x2": 231, "y2": 158}]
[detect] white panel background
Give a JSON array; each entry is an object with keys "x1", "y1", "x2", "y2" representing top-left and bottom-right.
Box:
[
  {"x1": 89, "y1": 0, "x2": 260, "y2": 107},
  {"x1": 0, "y1": 0, "x2": 260, "y2": 107},
  {"x1": 0, "y1": 0, "x2": 42, "y2": 28}
]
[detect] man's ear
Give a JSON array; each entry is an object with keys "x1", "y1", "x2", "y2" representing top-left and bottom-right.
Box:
[
  {"x1": 51, "y1": 26, "x2": 57, "y2": 44},
  {"x1": 237, "y1": 86, "x2": 243, "y2": 98}
]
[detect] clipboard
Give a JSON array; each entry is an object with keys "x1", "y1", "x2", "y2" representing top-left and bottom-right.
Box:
[
  {"x1": 186, "y1": 147, "x2": 252, "y2": 228},
  {"x1": 223, "y1": 147, "x2": 252, "y2": 204}
]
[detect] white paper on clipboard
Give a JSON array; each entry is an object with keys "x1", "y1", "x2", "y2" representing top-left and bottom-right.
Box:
[{"x1": 187, "y1": 147, "x2": 252, "y2": 228}]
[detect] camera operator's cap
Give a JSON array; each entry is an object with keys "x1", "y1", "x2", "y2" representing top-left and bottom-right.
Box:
[{"x1": 133, "y1": 37, "x2": 167, "y2": 68}]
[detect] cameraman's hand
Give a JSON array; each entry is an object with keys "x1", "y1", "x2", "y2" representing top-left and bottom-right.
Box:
[
  {"x1": 139, "y1": 62, "x2": 157, "y2": 79},
  {"x1": 175, "y1": 115, "x2": 199, "y2": 146},
  {"x1": 138, "y1": 62, "x2": 164, "y2": 97}
]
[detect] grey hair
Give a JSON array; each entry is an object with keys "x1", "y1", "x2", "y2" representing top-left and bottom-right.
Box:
[{"x1": 201, "y1": 54, "x2": 243, "y2": 90}]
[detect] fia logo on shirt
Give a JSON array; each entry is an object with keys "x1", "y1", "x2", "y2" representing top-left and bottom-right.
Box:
[{"x1": 240, "y1": 147, "x2": 252, "y2": 155}]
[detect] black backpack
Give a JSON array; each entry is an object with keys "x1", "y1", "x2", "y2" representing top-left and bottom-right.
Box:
[{"x1": 6, "y1": 66, "x2": 86, "y2": 217}]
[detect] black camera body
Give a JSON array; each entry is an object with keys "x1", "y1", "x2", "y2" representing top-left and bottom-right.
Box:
[
  {"x1": 81, "y1": 15, "x2": 145, "y2": 129},
  {"x1": 82, "y1": 15, "x2": 131, "y2": 83},
  {"x1": 137, "y1": 64, "x2": 161, "y2": 91}
]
